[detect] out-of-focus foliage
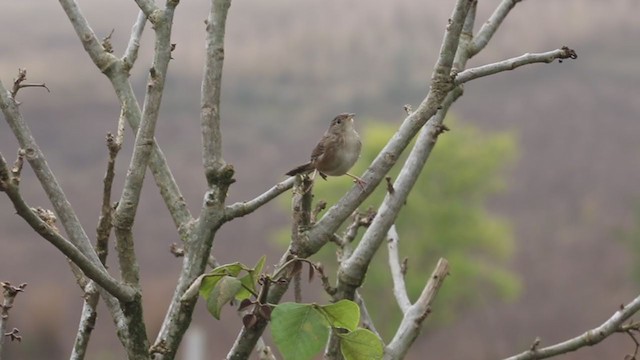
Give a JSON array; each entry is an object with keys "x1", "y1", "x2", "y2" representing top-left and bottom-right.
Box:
[{"x1": 275, "y1": 117, "x2": 520, "y2": 336}]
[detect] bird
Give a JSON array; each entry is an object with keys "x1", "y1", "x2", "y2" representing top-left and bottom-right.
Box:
[{"x1": 286, "y1": 113, "x2": 365, "y2": 189}]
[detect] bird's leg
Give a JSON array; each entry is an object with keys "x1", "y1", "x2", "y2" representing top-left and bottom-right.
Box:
[
  {"x1": 301, "y1": 171, "x2": 317, "y2": 193},
  {"x1": 346, "y1": 172, "x2": 366, "y2": 191}
]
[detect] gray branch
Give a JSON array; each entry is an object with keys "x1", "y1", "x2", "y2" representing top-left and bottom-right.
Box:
[
  {"x1": 0, "y1": 282, "x2": 26, "y2": 355},
  {"x1": 470, "y1": 0, "x2": 522, "y2": 56},
  {"x1": 455, "y1": 48, "x2": 577, "y2": 85},
  {"x1": 384, "y1": 259, "x2": 450, "y2": 359},
  {"x1": 387, "y1": 225, "x2": 411, "y2": 313},
  {"x1": 224, "y1": 175, "x2": 295, "y2": 221},
  {"x1": 504, "y1": 293, "x2": 640, "y2": 360},
  {"x1": 123, "y1": 11, "x2": 147, "y2": 68},
  {"x1": 201, "y1": 0, "x2": 231, "y2": 184}
]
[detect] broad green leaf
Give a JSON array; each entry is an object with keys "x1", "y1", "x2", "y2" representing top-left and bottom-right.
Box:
[
  {"x1": 199, "y1": 263, "x2": 245, "y2": 298},
  {"x1": 206, "y1": 276, "x2": 243, "y2": 319},
  {"x1": 271, "y1": 303, "x2": 329, "y2": 360},
  {"x1": 339, "y1": 329, "x2": 383, "y2": 360},
  {"x1": 320, "y1": 300, "x2": 359, "y2": 331},
  {"x1": 235, "y1": 256, "x2": 266, "y2": 300}
]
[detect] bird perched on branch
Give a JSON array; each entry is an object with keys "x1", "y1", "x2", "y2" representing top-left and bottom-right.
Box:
[{"x1": 286, "y1": 113, "x2": 365, "y2": 189}]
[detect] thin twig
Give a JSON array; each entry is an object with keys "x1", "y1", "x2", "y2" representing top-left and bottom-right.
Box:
[
  {"x1": 387, "y1": 225, "x2": 411, "y2": 313},
  {"x1": 0, "y1": 282, "x2": 27, "y2": 352},
  {"x1": 455, "y1": 47, "x2": 578, "y2": 85},
  {"x1": 503, "y1": 294, "x2": 640, "y2": 360},
  {"x1": 10, "y1": 69, "x2": 50, "y2": 99},
  {"x1": 224, "y1": 177, "x2": 296, "y2": 221},
  {"x1": 122, "y1": 11, "x2": 147, "y2": 68},
  {"x1": 470, "y1": 0, "x2": 522, "y2": 56},
  {"x1": 354, "y1": 291, "x2": 381, "y2": 339}
]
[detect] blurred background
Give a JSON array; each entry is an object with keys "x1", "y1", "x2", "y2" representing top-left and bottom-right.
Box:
[{"x1": 1, "y1": 0, "x2": 640, "y2": 359}]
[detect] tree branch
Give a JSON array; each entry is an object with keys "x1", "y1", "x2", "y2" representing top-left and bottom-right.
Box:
[
  {"x1": 224, "y1": 177, "x2": 295, "y2": 221},
  {"x1": 122, "y1": 11, "x2": 147, "y2": 69},
  {"x1": 71, "y1": 128, "x2": 123, "y2": 360},
  {"x1": 470, "y1": 0, "x2": 522, "y2": 57},
  {"x1": 0, "y1": 282, "x2": 26, "y2": 354},
  {"x1": 504, "y1": 294, "x2": 640, "y2": 359},
  {"x1": 455, "y1": 47, "x2": 578, "y2": 85},
  {"x1": 354, "y1": 291, "x2": 381, "y2": 339},
  {"x1": 387, "y1": 225, "x2": 411, "y2": 313},
  {"x1": 201, "y1": 0, "x2": 231, "y2": 185},
  {"x1": 132, "y1": 0, "x2": 159, "y2": 19},
  {"x1": 384, "y1": 258, "x2": 449, "y2": 360}
]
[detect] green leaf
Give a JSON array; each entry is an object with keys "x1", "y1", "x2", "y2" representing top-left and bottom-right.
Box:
[
  {"x1": 199, "y1": 263, "x2": 245, "y2": 299},
  {"x1": 253, "y1": 255, "x2": 266, "y2": 275},
  {"x1": 206, "y1": 276, "x2": 243, "y2": 319},
  {"x1": 235, "y1": 255, "x2": 266, "y2": 300},
  {"x1": 339, "y1": 329, "x2": 383, "y2": 360},
  {"x1": 271, "y1": 303, "x2": 329, "y2": 360},
  {"x1": 320, "y1": 300, "x2": 360, "y2": 331}
]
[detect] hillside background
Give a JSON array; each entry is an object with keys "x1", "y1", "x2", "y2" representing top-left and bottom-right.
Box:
[{"x1": 1, "y1": 0, "x2": 640, "y2": 359}]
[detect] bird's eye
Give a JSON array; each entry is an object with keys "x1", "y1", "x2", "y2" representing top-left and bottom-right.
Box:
[{"x1": 336, "y1": 119, "x2": 342, "y2": 124}]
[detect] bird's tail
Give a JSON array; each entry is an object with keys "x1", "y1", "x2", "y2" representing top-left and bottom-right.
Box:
[{"x1": 285, "y1": 162, "x2": 314, "y2": 176}]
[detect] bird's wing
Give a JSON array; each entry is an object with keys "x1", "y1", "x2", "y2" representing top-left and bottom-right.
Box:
[{"x1": 310, "y1": 133, "x2": 329, "y2": 161}]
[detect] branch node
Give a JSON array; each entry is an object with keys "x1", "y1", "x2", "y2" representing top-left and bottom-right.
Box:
[
  {"x1": 385, "y1": 176, "x2": 395, "y2": 195},
  {"x1": 530, "y1": 336, "x2": 541, "y2": 351},
  {"x1": 10, "y1": 68, "x2": 50, "y2": 99},
  {"x1": 101, "y1": 29, "x2": 115, "y2": 53},
  {"x1": 4, "y1": 328, "x2": 22, "y2": 342}
]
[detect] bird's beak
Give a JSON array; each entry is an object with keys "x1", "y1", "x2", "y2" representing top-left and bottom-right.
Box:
[{"x1": 348, "y1": 113, "x2": 355, "y2": 121}]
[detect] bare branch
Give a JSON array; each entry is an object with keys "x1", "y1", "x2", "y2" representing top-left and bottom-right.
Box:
[
  {"x1": 133, "y1": 0, "x2": 159, "y2": 19},
  {"x1": 470, "y1": 0, "x2": 522, "y2": 56},
  {"x1": 0, "y1": 282, "x2": 26, "y2": 352},
  {"x1": 58, "y1": 0, "x2": 119, "y2": 72},
  {"x1": 10, "y1": 68, "x2": 50, "y2": 99},
  {"x1": 201, "y1": 0, "x2": 232, "y2": 185},
  {"x1": 384, "y1": 258, "x2": 450, "y2": 360},
  {"x1": 503, "y1": 294, "x2": 640, "y2": 360},
  {"x1": 70, "y1": 128, "x2": 123, "y2": 359},
  {"x1": 122, "y1": 11, "x2": 147, "y2": 69},
  {"x1": 70, "y1": 283, "x2": 99, "y2": 360},
  {"x1": 455, "y1": 47, "x2": 578, "y2": 85},
  {"x1": 387, "y1": 225, "x2": 411, "y2": 313},
  {"x1": 224, "y1": 177, "x2": 295, "y2": 221},
  {"x1": 354, "y1": 291, "x2": 381, "y2": 339}
]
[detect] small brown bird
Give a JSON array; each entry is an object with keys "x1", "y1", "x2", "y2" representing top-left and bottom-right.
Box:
[{"x1": 286, "y1": 113, "x2": 364, "y2": 188}]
